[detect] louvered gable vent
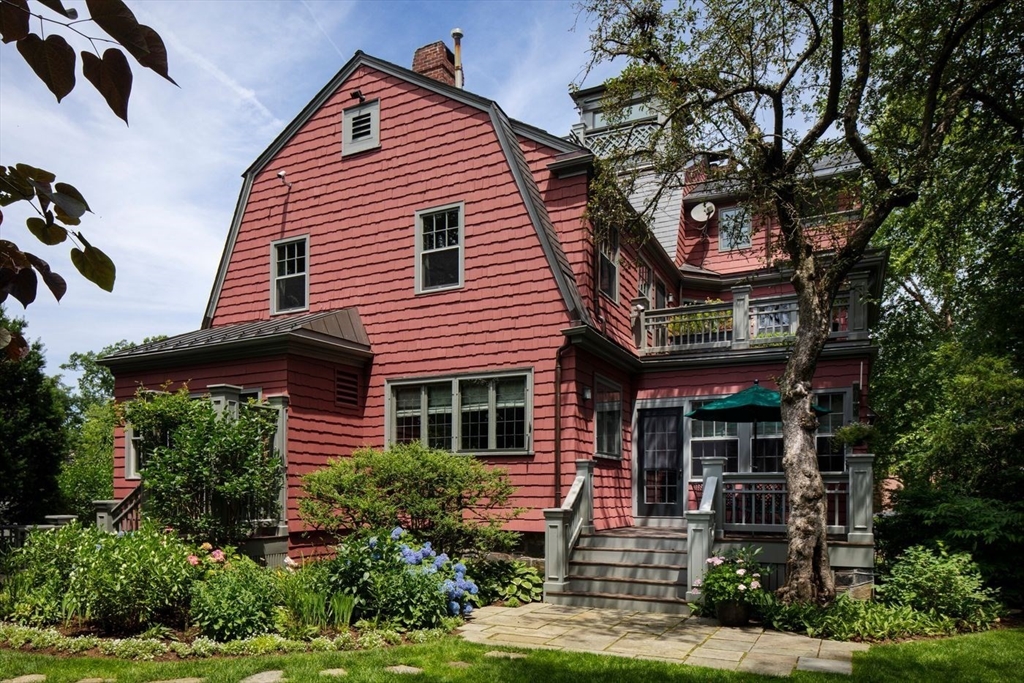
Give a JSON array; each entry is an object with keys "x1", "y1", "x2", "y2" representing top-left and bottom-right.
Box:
[
  {"x1": 335, "y1": 367, "x2": 360, "y2": 407},
  {"x1": 351, "y1": 112, "x2": 373, "y2": 140},
  {"x1": 342, "y1": 100, "x2": 380, "y2": 156}
]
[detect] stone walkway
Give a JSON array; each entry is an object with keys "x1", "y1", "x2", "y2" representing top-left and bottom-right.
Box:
[{"x1": 458, "y1": 602, "x2": 868, "y2": 676}]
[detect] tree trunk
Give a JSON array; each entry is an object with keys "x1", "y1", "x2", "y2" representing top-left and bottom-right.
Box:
[{"x1": 777, "y1": 259, "x2": 837, "y2": 605}]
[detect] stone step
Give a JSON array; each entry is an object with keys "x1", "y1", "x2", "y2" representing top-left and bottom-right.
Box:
[
  {"x1": 578, "y1": 533, "x2": 687, "y2": 552},
  {"x1": 567, "y1": 575, "x2": 687, "y2": 600},
  {"x1": 544, "y1": 590, "x2": 691, "y2": 615},
  {"x1": 571, "y1": 545, "x2": 686, "y2": 566},
  {"x1": 569, "y1": 559, "x2": 687, "y2": 583}
]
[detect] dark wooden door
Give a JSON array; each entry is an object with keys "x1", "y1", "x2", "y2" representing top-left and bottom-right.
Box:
[{"x1": 637, "y1": 409, "x2": 685, "y2": 517}]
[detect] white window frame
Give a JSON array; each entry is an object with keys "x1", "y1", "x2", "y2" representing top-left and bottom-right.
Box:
[
  {"x1": 270, "y1": 235, "x2": 309, "y2": 315},
  {"x1": 342, "y1": 99, "x2": 380, "y2": 156},
  {"x1": 385, "y1": 370, "x2": 533, "y2": 455},
  {"x1": 595, "y1": 375, "x2": 623, "y2": 459},
  {"x1": 598, "y1": 228, "x2": 619, "y2": 302},
  {"x1": 718, "y1": 206, "x2": 752, "y2": 251},
  {"x1": 414, "y1": 202, "x2": 464, "y2": 294},
  {"x1": 124, "y1": 424, "x2": 142, "y2": 480}
]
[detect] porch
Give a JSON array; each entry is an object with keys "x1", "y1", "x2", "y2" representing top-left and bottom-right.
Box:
[{"x1": 543, "y1": 455, "x2": 875, "y2": 612}]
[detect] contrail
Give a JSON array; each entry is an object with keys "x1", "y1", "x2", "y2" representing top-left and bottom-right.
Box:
[{"x1": 302, "y1": 0, "x2": 346, "y2": 59}]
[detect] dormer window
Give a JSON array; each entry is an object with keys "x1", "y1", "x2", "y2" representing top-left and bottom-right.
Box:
[
  {"x1": 342, "y1": 100, "x2": 380, "y2": 156},
  {"x1": 271, "y1": 236, "x2": 308, "y2": 314},
  {"x1": 719, "y1": 207, "x2": 752, "y2": 251}
]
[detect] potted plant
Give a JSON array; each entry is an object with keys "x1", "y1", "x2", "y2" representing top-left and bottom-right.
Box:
[{"x1": 691, "y1": 546, "x2": 766, "y2": 626}]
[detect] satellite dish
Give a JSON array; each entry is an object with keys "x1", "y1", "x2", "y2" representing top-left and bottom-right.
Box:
[{"x1": 690, "y1": 201, "x2": 717, "y2": 222}]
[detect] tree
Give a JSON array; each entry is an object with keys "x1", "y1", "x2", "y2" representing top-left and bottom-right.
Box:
[
  {"x1": 582, "y1": 0, "x2": 1020, "y2": 602},
  {"x1": 60, "y1": 337, "x2": 160, "y2": 427},
  {"x1": 0, "y1": 0, "x2": 174, "y2": 358},
  {"x1": 0, "y1": 306, "x2": 67, "y2": 523}
]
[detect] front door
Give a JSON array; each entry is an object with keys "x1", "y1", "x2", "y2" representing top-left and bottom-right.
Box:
[{"x1": 637, "y1": 408, "x2": 686, "y2": 517}]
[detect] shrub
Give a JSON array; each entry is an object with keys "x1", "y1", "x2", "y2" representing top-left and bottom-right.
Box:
[
  {"x1": 190, "y1": 555, "x2": 278, "y2": 641},
  {"x1": 1, "y1": 521, "x2": 199, "y2": 632},
  {"x1": 120, "y1": 387, "x2": 282, "y2": 545},
  {"x1": 691, "y1": 546, "x2": 767, "y2": 614},
  {"x1": 876, "y1": 543, "x2": 1001, "y2": 630},
  {"x1": 323, "y1": 527, "x2": 477, "y2": 630},
  {"x1": 300, "y1": 443, "x2": 522, "y2": 556},
  {"x1": 469, "y1": 559, "x2": 543, "y2": 605}
]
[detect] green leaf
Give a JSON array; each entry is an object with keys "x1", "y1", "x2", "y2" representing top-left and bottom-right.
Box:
[
  {"x1": 123, "y1": 24, "x2": 176, "y2": 85},
  {"x1": 25, "y1": 252, "x2": 67, "y2": 301},
  {"x1": 3, "y1": 265, "x2": 38, "y2": 306},
  {"x1": 52, "y1": 182, "x2": 90, "y2": 218},
  {"x1": 36, "y1": 0, "x2": 79, "y2": 19},
  {"x1": 26, "y1": 216, "x2": 68, "y2": 245},
  {"x1": 14, "y1": 163, "x2": 56, "y2": 184},
  {"x1": 70, "y1": 234, "x2": 116, "y2": 292},
  {"x1": 0, "y1": 166, "x2": 35, "y2": 204},
  {"x1": 54, "y1": 205, "x2": 82, "y2": 226},
  {"x1": 81, "y1": 48, "x2": 132, "y2": 123},
  {"x1": 0, "y1": 0, "x2": 29, "y2": 44},
  {"x1": 16, "y1": 33, "x2": 77, "y2": 102},
  {"x1": 86, "y1": 0, "x2": 147, "y2": 54}
]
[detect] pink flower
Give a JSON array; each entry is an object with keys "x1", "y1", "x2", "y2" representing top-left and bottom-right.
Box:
[
  {"x1": 753, "y1": 573, "x2": 761, "y2": 578},
  {"x1": 750, "y1": 581, "x2": 761, "y2": 590},
  {"x1": 187, "y1": 555, "x2": 199, "y2": 566},
  {"x1": 693, "y1": 578, "x2": 702, "y2": 587},
  {"x1": 736, "y1": 568, "x2": 747, "y2": 576},
  {"x1": 691, "y1": 588, "x2": 701, "y2": 595},
  {"x1": 210, "y1": 549, "x2": 225, "y2": 563},
  {"x1": 738, "y1": 583, "x2": 747, "y2": 591}
]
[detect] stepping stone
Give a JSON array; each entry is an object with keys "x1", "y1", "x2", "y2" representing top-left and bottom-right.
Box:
[
  {"x1": 383, "y1": 665, "x2": 422, "y2": 674},
  {"x1": 74, "y1": 679, "x2": 115, "y2": 683},
  {"x1": 484, "y1": 651, "x2": 527, "y2": 659},
  {"x1": 797, "y1": 657, "x2": 853, "y2": 675},
  {"x1": 3, "y1": 676, "x2": 47, "y2": 683},
  {"x1": 448, "y1": 662, "x2": 472, "y2": 669},
  {"x1": 240, "y1": 673, "x2": 286, "y2": 683},
  {"x1": 319, "y1": 670, "x2": 348, "y2": 677}
]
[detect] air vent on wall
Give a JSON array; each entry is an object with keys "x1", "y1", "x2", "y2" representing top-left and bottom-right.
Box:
[
  {"x1": 351, "y1": 113, "x2": 372, "y2": 141},
  {"x1": 335, "y1": 368, "x2": 360, "y2": 407}
]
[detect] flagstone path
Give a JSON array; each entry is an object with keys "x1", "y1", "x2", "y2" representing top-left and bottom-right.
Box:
[{"x1": 457, "y1": 602, "x2": 868, "y2": 676}]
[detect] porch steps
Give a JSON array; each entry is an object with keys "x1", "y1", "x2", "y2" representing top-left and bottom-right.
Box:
[{"x1": 545, "y1": 529, "x2": 690, "y2": 615}]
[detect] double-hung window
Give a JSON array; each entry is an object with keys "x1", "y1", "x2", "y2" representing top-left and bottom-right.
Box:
[
  {"x1": 389, "y1": 372, "x2": 531, "y2": 453},
  {"x1": 718, "y1": 206, "x2": 752, "y2": 251},
  {"x1": 599, "y1": 228, "x2": 619, "y2": 300},
  {"x1": 815, "y1": 392, "x2": 847, "y2": 472},
  {"x1": 690, "y1": 401, "x2": 739, "y2": 475},
  {"x1": 271, "y1": 236, "x2": 308, "y2": 314},
  {"x1": 595, "y1": 377, "x2": 623, "y2": 458},
  {"x1": 415, "y1": 203, "x2": 464, "y2": 293}
]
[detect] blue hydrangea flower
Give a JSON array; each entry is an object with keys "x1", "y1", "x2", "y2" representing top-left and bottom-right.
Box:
[
  {"x1": 449, "y1": 601, "x2": 461, "y2": 615},
  {"x1": 390, "y1": 526, "x2": 404, "y2": 540},
  {"x1": 368, "y1": 537, "x2": 378, "y2": 549},
  {"x1": 433, "y1": 553, "x2": 449, "y2": 568},
  {"x1": 468, "y1": 583, "x2": 479, "y2": 595},
  {"x1": 463, "y1": 603, "x2": 474, "y2": 616},
  {"x1": 454, "y1": 562, "x2": 467, "y2": 574}
]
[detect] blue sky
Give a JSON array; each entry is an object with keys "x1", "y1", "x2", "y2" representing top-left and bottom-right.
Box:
[{"x1": 0, "y1": 0, "x2": 618, "y2": 382}]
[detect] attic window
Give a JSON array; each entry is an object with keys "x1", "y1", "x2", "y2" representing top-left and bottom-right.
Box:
[
  {"x1": 343, "y1": 100, "x2": 380, "y2": 156},
  {"x1": 335, "y1": 367, "x2": 360, "y2": 407}
]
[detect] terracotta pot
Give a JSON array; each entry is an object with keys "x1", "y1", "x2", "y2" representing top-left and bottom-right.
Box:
[{"x1": 715, "y1": 599, "x2": 751, "y2": 627}]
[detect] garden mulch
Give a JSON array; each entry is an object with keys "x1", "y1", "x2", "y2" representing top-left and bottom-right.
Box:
[{"x1": 458, "y1": 602, "x2": 869, "y2": 676}]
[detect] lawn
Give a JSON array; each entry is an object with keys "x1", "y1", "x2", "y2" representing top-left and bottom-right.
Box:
[{"x1": 1, "y1": 628, "x2": 1022, "y2": 683}]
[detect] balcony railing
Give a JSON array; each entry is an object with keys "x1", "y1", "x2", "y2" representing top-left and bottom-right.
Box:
[{"x1": 636, "y1": 284, "x2": 867, "y2": 356}]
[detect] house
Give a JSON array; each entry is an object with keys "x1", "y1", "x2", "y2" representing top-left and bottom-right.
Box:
[{"x1": 101, "y1": 37, "x2": 883, "y2": 612}]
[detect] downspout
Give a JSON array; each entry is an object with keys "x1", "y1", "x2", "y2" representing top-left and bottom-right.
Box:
[{"x1": 553, "y1": 337, "x2": 573, "y2": 506}]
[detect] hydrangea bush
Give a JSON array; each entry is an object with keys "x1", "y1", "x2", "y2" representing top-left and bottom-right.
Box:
[{"x1": 692, "y1": 546, "x2": 767, "y2": 611}]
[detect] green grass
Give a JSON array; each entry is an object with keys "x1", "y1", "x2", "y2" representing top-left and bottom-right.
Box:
[{"x1": 1, "y1": 629, "x2": 1021, "y2": 682}]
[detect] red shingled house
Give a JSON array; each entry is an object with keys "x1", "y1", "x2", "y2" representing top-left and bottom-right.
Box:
[{"x1": 101, "y1": 39, "x2": 883, "y2": 612}]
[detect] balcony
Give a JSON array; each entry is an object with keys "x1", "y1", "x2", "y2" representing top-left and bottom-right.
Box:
[{"x1": 635, "y1": 279, "x2": 871, "y2": 357}]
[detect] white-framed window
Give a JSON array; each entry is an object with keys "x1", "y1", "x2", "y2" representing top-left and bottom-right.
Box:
[
  {"x1": 342, "y1": 99, "x2": 380, "y2": 156},
  {"x1": 595, "y1": 376, "x2": 622, "y2": 458},
  {"x1": 718, "y1": 206, "x2": 752, "y2": 251},
  {"x1": 690, "y1": 401, "x2": 739, "y2": 474},
  {"x1": 271, "y1": 236, "x2": 308, "y2": 314},
  {"x1": 415, "y1": 202, "x2": 464, "y2": 293},
  {"x1": 387, "y1": 371, "x2": 532, "y2": 454},
  {"x1": 125, "y1": 424, "x2": 143, "y2": 480},
  {"x1": 598, "y1": 228, "x2": 619, "y2": 301}
]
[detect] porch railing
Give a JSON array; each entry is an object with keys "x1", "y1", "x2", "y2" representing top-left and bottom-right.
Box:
[
  {"x1": 543, "y1": 460, "x2": 595, "y2": 594},
  {"x1": 720, "y1": 474, "x2": 848, "y2": 534},
  {"x1": 636, "y1": 280, "x2": 869, "y2": 356}
]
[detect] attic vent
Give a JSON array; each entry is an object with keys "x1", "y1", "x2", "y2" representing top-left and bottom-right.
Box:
[
  {"x1": 335, "y1": 368, "x2": 359, "y2": 407},
  {"x1": 351, "y1": 112, "x2": 372, "y2": 140}
]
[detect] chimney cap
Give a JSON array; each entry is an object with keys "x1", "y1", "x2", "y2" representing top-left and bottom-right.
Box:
[{"x1": 451, "y1": 27, "x2": 464, "y2": 39}]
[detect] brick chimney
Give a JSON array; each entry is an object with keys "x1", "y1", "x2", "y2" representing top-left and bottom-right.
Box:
[{"x1": 412, "y1": 41, "x2": 455, "y2": 86}]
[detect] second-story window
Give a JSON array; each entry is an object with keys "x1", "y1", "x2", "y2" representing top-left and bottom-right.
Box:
[
  {"x1": 416, "y1": 203, "x2": 464, "y2": 293},
  {"x1": 272, "y1": 236, "x2": 308, "y2": 314},
  {"x1": 719, "y1": 207, "x2": 752, "y2": 251},
  {"x1": 599, "y1": 227, "x2": 619, "y2": 300}
]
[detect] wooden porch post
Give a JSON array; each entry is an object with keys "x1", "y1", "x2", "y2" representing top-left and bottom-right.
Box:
[
  {"x1": 685, "y1": 509, "x2": 714, "y2": 601},
  {"x1": 701, "y1": 456, "x2": 727, "y2": 539},
  {"x1": 846, "y1": 454, "x2": 875, "y2": 544},
  {"x1": 543, "y1": 508, "x2": 572, "y2": 593},
  {"x1": 576, "y1": 459, "x2": 595, "y2": 536}
]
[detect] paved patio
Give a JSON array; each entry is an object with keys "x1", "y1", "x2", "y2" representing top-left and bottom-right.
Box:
[{"x1": 458, "y1": 603, "x2": 868, "y2": 676}]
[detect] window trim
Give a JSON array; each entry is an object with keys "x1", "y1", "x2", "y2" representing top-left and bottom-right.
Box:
[
  {"x1": 385, "y1": 369, "x2": 533, "y2": 455},
  {"x1": 718, "y1": 206, "x2": 753, "y2": 252},
  {"x1": 342, "y1": 99, "x2": 380, "y2": 156},
  {"x1": 414, "y1": 201, "x2": 465, "y2": 295},
  {"x1": 594, "y1": 375, "x2": 623, "y2": 459},
  {"x1": 270, "y1": 235, "x2": 310, "y2": 315}
]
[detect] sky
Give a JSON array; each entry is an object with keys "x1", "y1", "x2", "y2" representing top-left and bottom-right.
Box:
[{"x1": 0, "y1": 0, "x2": 619, "y2": 386}]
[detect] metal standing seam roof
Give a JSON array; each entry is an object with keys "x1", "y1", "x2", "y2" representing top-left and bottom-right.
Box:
[{"x1": 102, "y1": 308, "x2": 370, "y2": 362}]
